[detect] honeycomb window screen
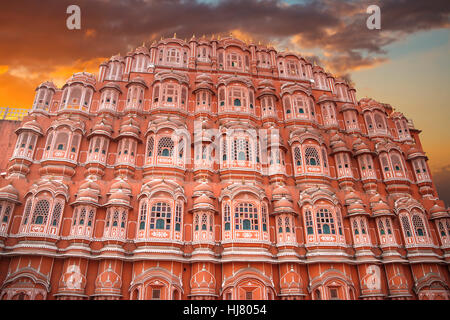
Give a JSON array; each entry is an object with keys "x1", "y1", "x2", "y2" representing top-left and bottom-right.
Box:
[
  {"x1": 32, "y1": 199, "x2": 50, "y2": 225},
  {"x1": 401, "y1": 215, "x2": 412, "y2": 237},
  {"x1": 194, "y1": 213, "x2": 199, "y2": 231},
  {"x1": 157, "y1": 137, "x2": 174, "y2": 157},
  {"x1": 51, "y1": 202, "x2": 63, "y2": 227},
  {"x1": 305, "y1": 147, "x2": 320, "y2": 166},
  {"x1": 147, "y1": 136, "x2": 154, "y2": 157},
  {"x1": 22, "y1": 198, "x2": 32, "y2": 225},
  {"x1": 412, "y1": 214, "x2": 427, "y2": 237}
]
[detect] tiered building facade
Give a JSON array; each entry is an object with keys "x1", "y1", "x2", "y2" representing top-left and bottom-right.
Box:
[{"x1": 0, "y1": 35, "x2": 449, "y2": 300}]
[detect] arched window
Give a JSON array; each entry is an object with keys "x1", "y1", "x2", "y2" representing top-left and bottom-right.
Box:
[
  {"x1": 283, "y1": 96, "x2": 292, "y2": 116},
  {"x1": 235, "y1": 203, "x2": 258, "y2": 231},
  {"x1": 146, "y1": 136, "x2": 154, "y2": 158},
  {"x1": 374, "y1": 113, "x2": 386, "y2": 131},
  {"x1": 175, "y1": 203, "x2": 182, "y2": 232},
  {"x1": 157, "y1": 137, "x2": 174, "y2": 157},
  {"x1": 224, "y1": 204, "x2": 231, "y2": 231},
  {"x1": 22, "y1": 199, "x2": 32, "y2": 225},
  {"x1": 390, "y1": 154, "x2": 404, "y2": 173},
  {"x1": 194, "y1": 214, "x2": 199, "y2": 231},
  {"x1": 316, "y1": 208, "x2": 335, "y2": 235},
  {"x1": 401, "y1": 215, "x2": 412, "y2": 238},
  {"x1": 139, "y1": 201, "x2": 147, "y2": 230},
  {"x1": 365, "y1": 114, "x2": 374, "y2": 133},
  {"x1": 305, "y1": 210, "x2": 314, "y2": 235},
  {"x1": 55, "y1": 132, "x2": 69, "y2": 151},
  {"x1": 32, "y1": 199, "x2": 50, "y2": 225},
  {"x1": 305, "y1": 147, "x2": 320, "y2": 166},
  {"x1": 412, "y1": 214, "x2": 427, "y2": 237},
  {"x1": 261, "y1": 204, "x2": 268, "y2": 232},
  {"x1": 294, "y1": 146, "x2": 302, "y2": 166},
  {"x1": 150, "y1": 202, "x2": 171, "y2": 231},
  {"x1": 50, "y1": 201, "x2": 63, "y2": 227}
]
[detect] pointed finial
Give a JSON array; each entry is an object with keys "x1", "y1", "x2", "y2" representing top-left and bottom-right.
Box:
[{"x1": 173, "y1": 32, "x2": 177, "y2": 38}]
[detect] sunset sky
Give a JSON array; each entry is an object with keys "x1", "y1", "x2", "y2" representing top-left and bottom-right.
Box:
[{"x1": 0, "y1": 0, "x2": 449, "y2": 204}]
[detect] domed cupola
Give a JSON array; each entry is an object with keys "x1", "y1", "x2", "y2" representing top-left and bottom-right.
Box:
[
  {"x1": 192, "y1": 181, "x2": 214, "y2": 198},
  {"x1": 272, "y1": 184, "x2": 291, "y2": 201},
  {"x1": 369, "y1": 193, "x2": 392, "y2": 217},
  {"x1": 352, "y1": 138, "x2": 372, "y2": 156},
  {"x1": 273, "y1": 198, "x2": 295, "y2": 215},
  {"x1": 72, "y1": 180, "x2": 101, "y2": 206},
  {"x1": 0, "y1": 183, "x2": 20, "y2": 204},
  {"x1": 193, "y1": 193, "x2": 215, "y2": 211},
  {"x1": 88, "y1": 116, "x2": 114, "y2": 138},
  {"x1": 118, "y1": 117, "x2": 141, "y2": 140},
  {"x1": 16, "y1": 118, "x2": 43, "y2": 136},
  {"x1": 105, "y1": 180, "x2": 132, "y2": 208},
  {"x1": 31, "y1": 81, "x2": 57, "y2": 112},
  {"x1": 429, "y1": 202, "x2": 448, "y2": 220},
  {"x1": 330, "y1": 134, "x2": 350, "y2": 155}
]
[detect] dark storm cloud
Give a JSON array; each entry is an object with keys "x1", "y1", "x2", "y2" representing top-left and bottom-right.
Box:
[{"x1": 0, "y1": 0, "x2": 448, "y2": 75}]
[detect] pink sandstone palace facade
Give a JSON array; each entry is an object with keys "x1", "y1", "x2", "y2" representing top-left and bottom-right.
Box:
[{"x1": 0, "y1": 35, "x2": 449, "y2": 300}]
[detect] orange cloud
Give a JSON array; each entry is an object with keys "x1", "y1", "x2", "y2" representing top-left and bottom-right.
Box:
[{"x1": 0, "y1": 65, "x2": 8, "y2": 75}]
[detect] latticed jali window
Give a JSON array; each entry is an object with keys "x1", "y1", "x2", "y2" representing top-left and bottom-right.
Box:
[
  {"x1": 305, "y1": 210, "x2": 313, "y2": 234},
  {"x1": 235, "y1": 203, "x2": 258, "y2": 231},
  {"x1": 412, "y1": 214, "x2": 427, "y2": 237},
  {"x1": 305, "y1": 147, "x2": 320, "y2": 166},
  {"x1": 32, "y1": 199, "x2": 50, "y2": 225},
  {"x1": 150, "y1": 202, "x2": 171, "y2": 230},
  {"x1": 157, "y1": 137, "x2": 174, "y2": 157},
  {"x1": 316, "y1": 208, "x2": 335, "y2": 235},
  {"x1": 224, "y1": 204, "x2": 231, "y2": 230},
  {"x1": 401, "y1": 215, "x2": 412, "y2": 237},
  {"x1": 294, "y1": 146, "x2": 302, "y2": 166},
  {"x1": 139, "y1": 201, "x2": 147, "y2": 230}
]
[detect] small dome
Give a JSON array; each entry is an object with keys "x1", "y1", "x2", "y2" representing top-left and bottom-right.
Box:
[
  {"x1": 194, "y1": 194, "x2": 214, "y2": 206},
  {"x1": 99, "y1": 82, "x2": 122, "y2": 93},
  {"x1": 134, "y1": 44, "x2": 150, "y2": 55},
  {"x1": 126, "y1": 76, "x2": 148, "y2": 88},
  {"x1": 90, "y1": 116, "x2": 113, "y2": 137},
  {"x1": 429, "y1": 203, "x2": 448, "y2": 219},
  {"x1": 66, "y1": 72, "x2": 96, "y2": 87},
  {"x1": 372, "y1": 200, "x2": 390, "y2": 213},
  {"x1": 37, "y1": 81, "x2": 56, "y2": 91},
  {"x1": 118, "y1": 117, "x2": 141, "y2": 138},
  {"x1": 0, "y1": 183, "x2": 20, "y2": 203},
  {"x1": 272, "y1": 185, "x2": 289, "y2": 198},
  {"x1": 16, "y1": 118, "x2": 43, "y2": 135},
  {"x1": 110, "y1": 180, "x2": 131, "y2": 192},
  {"x1": 406, "y1": 146, "x2": 426, "y2": 160},
  {"x1": 430, "y1": 203, "x2": 446, "y2": 214},
  {"x1": 317, "y1": 94, "x2": 334, "y2": 104},
  {"x1": 193, "y1": 182, "x2": 214, "y2": 195},
  {"x1": 352, "y1": 138, "x2": 371, "y2": 155},
  {"x1": 344, "y1": 191, "x2": 361, "y2": 204},
  {"x1": 107, "y1": 188, "x2": 131, "y2": 207},
  {"x1": 273, "y1": 198, "x2": 295, "y2": 214},
  {"x1": 330, "y1": 134, "x2": 350, "y2": 154},
  {"x1": 347, "y1": 202, "x2": 366, "y2": 215}
]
